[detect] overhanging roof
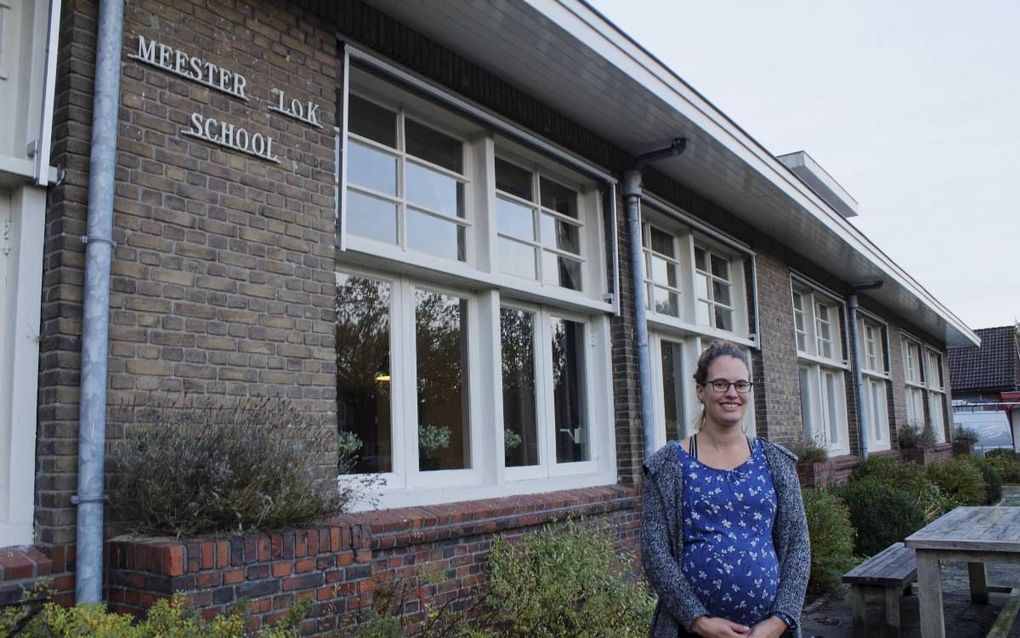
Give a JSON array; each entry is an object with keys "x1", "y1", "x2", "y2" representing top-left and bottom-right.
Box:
[{"x1": 359, "y1": 0, "x2": 978, "y2": 348}]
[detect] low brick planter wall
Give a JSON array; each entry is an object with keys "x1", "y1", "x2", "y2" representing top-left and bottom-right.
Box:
[{"x1": 107, "y1": 485, "x2": 640, "y2": 635}]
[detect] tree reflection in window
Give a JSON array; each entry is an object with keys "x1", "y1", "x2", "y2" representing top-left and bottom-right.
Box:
[
  {"x1": 552, "y1": 318, "x2": 588, "y2": 463},
  {"x1": 336, "y1": 273, "x2": 392, "y2": 473},
  {"x1": 415, "y1": 289, "x2": 470, "y2": 471},
  {"x1": 501, "y1": 307, "x2": 538, "y2": 467}
]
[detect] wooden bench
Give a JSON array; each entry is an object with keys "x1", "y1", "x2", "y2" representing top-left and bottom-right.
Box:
[{"x1": 843, "y1": 542, "x2": 917, "y2": 637}]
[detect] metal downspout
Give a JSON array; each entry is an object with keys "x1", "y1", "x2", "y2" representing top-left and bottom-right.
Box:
[
  {"x1": 623, "y1": 139, "x2": 686, "y2": 461},
  {"x1": 76, "y1": 0, "x2": 125, "y2": 603},
  {"x1": 847, "y1": 293, "x2": 868, "y2": 460},
  {"x1": 847, "y1": 280, "x2": 882, "y2": 460}
]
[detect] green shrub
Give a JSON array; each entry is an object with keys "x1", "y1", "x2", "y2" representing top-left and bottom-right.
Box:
[
  {"x1": 834, "y1": 479, "x2": 925, "y2": 557},
  {"x1": 927, "y1": 457, "x2": 986, "y2": 506},
  {"x1": 802, "y1": 488, "x2": 858, "y2": 593},
  {"x1": 851, "y1": 456, "x2": 951, "y2": 522},
  {"x1": 485, "y1": 520, "x2": 654, "y2": 637},
  {"x1": 108, "y1": 398, "x2": 345, "y2": 537},
  {"x1": 790, "y1": 437, "x2": 828, "y2": 463},
  {"x1": 343, "y1": 566, "x2": 488, "y2": 638},
  {"x1": 985, "y1": 449, "x2": 1020, "y2": 483},
  {"x1": 0, "y1": 591, "x2": 306, "y2": 638},
  {"x1": 899, "y1": 421, "x2": 936, "y2": 448},
  {"x1": 958, "y1": 455, "x2": 1003, "y2": 504}
]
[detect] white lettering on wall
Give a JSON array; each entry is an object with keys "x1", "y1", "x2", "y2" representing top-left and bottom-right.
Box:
[
  {"x1": 184, "y1": 112, "x2": 279, "y2": 163},
  {"x1": 268, "y1": 89, "x2": 322, "y2": 128},
  {"x1": 130, "y1": 35, "x2": 249, "y2": 101}
]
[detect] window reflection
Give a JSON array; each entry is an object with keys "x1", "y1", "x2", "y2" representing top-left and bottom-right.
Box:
[
  {"x1": 661, "y1": 340, "x2": 684, "y2": 442},
  {"x1": 348, "y1": 95, "x2": 395, "y2": 147},
  {"x1": 336, "y1": 273, "x2": 392, "y2": 474},
  {"x1": 501, "y1": 308, "x2": 538, "y2": 467},
  {"x1": 407, "y1": 209, "x2": 464, "y2": 261},
  {"x1": 552, "y1": 318, "x2": 588, "y2": 463},
  {"x1": 347, "y1": 191, "x2": 397, "y2": 244},
  {"x1": 416, "y1": 289, "x2": 470, "y2": 471}
]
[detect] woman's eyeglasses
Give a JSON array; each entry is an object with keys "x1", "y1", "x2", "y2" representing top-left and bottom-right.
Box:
[{"x1": 705, "y1": 379, "x2": 753, "y2": 393}]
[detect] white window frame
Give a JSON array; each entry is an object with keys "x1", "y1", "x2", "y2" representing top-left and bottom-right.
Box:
[
  {"x1": 339, "y1": 59, "x2": 613, "y2": 316},
  {"x1": 648, "y1": 334, "x2": 757, "y2": 451},
  {"x1": 640, "y1": 206, "x2": 754, "y2": 346},
  {"x1": 925, "y1": 347, "x2": 947, "y2": 443},
  {"x1": 901, "y1": 334, "x2": 947, "y2": 444},
  {"x1": 792, "y1": 278, "x2": 850, "y2": 456},
  {"x1": 693, "y1": 243, "x2": 738, "y2": 332},
  {"x1": 335, "y1": 65, "x2": 616, "y2": 507},
  {"x1": 0, "y1": 185, "x2": 44, "y2": 546},
  {"x1": 499, "y1": 301, "x2": 604, "y2": 482},
  {"x1": 857, "y1": 314, "x2": 891, "y2": 451}
]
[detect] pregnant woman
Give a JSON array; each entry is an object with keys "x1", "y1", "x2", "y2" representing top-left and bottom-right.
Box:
[{"x1": 641, "y1": 341, "x2": 809, "y2": 638}]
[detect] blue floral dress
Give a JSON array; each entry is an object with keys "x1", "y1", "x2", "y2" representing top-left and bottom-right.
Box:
[{"x1": 677, "y1": 439, "x2": 781, "y2": 626}]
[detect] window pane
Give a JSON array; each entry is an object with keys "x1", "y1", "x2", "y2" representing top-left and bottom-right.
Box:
[
  {"x1": 495, "y1": 158, "x2": 532, "y2": 200},
  {"x1": 498, "y1": 237, "x2": 537, "y2": 279},
  {"x1": 542, "y1": 251, "x2": 582, "y2": 291},
  {"x1": 347, "y1": 141, "x2": 396, "y2": 195},
  {"x1": 501, "y1": 308, "x2": 538, "y2": 467},
  {"x1": 695, "y1": 273, "x2": 709, "y2": 299},
  {"x1": 540, "y1": 177, "x2": 578, "y2": 218},
  {"x1": 406, "y1": 209, "x2": 463, "y2": 262},
  {"x1": 552, "y1": 318, "x2": 588, "y2": 463},
  {"x1": 711, "y1": 254, "x2": 730, "y2": 279},
  {"x1": 497, "y1": 197, "x2": 535, "y2": 241},
  {"x1": 825, "y1": 372, "x2": 839, "y2": 443},
  {"x1": 347, "y1": 191, "x2": 397, "y2": 244},
  {"x1": 798, "y1": 366, "x2": 813, "y2": 439},
  {"x1": 650, "y1": 227, "x2": 674, "y2": 257},
  {"x1": 653, "y1": 287, "x2": 679, "y2": 317},
  {"x1": 695, "y1": 247, "x2": 707, "y2": 271},
  {"x1": 714, "y1": 307, "x2": 733, "y2": 332},
  {"x1": 406, "y1": 162, "x2": 463, "y2": 217},
  {"x1": 649, "y1": 254, "x2": 675, "y2": 287},
  {"x1": 661, "y1": 340, "x2": 684, "y2": 442},
  {"x1": 540, "y1": 214, "x2": 580, "y2": 254},
  {"x1": 416, "y1": 289, "x2": 469, "y2": 471},
  {"x1": 336, "y1": 273, "x2": 392, "y2": 473},
  {"x1": 696, "y1": 300, "x2": 711, "y2": 326},
  {"x1": 348, "y1": 94, "x2": 396, "y2": 147},
  {"x1": 712, "y1": 280, "x2": 731, "y2": 306},
  {"x1": 405, "y1": 118, "x2": 462, "y2": 172}
]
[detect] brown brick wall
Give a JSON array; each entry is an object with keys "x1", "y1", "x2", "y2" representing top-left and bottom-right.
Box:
[
  {"x1": 753, "y1": 252, "x2": 803, "y2": 445},
  {"x1": 612, "y1": 195, "x2": 642, "y2": 485},
  {"x1": 38, "y1": 0, "x2": 339, "y2": 549},
  {"x1": 107, "y1": 487, "x2": 640, "y2": 635}
]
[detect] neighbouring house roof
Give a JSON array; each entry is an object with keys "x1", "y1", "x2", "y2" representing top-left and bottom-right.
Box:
[{"x1": 949, "y1": 326, "x2": 1020, "y2": 393}]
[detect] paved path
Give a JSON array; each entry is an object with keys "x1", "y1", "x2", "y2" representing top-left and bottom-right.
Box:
[{"x1": 800, "y1": 486, "x2": 1020, "y2": 637}]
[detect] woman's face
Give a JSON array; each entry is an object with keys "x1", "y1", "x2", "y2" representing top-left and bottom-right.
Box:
[{"x1": 696, "y1": 355, "x2": 750, "y2": 430}]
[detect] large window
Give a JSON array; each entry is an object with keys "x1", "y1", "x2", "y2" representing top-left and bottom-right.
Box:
[
  {"x1": 793, "y1": 283, "x2": 850, "y2": 455},
  {"x1": 337, "y1": 66, "x2": 614, "y2": 505},
  {"x1": 346, "y1": 95, "x2": 469, "y2": 261},
  {"x1": 925, "y1": 348, "x2": 947, "y2": 443},
  {"x1": 901, "y1": 337, "x2": 948, "y2": 444},
  {"x1": 638, "y1": 208, "x2": 755, "y2": 450},
  {"x1": 495, "y1": 158, "x2": 584, "y2": 291},
  {"x1": 640, "y1": 213, "x2": 751, "y2": 341},
  {"x1": 857, "y1": 315, "x2": 891, "y2": 452}
]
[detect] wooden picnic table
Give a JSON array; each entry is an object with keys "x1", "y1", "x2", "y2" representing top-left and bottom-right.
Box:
[{"x1": 905, "y1": 506, "x2": 1020, "y2": 638}]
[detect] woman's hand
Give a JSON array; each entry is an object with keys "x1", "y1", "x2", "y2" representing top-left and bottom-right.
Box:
[
  {"x1": 747, "y1": 616, "x2": 788, "y2": 638},
  {"x1": 691, "y1": 615, "x2": 751, "y2": 637}
]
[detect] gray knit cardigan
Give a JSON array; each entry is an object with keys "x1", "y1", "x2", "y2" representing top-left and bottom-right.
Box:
[{"x1": 641, "y1": 439, "x2": 810, "y2": 638}]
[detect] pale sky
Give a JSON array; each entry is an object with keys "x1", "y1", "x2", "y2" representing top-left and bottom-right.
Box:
[{"x1": 588, "y1": 0, "x2": 1020, "y2": 332}]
